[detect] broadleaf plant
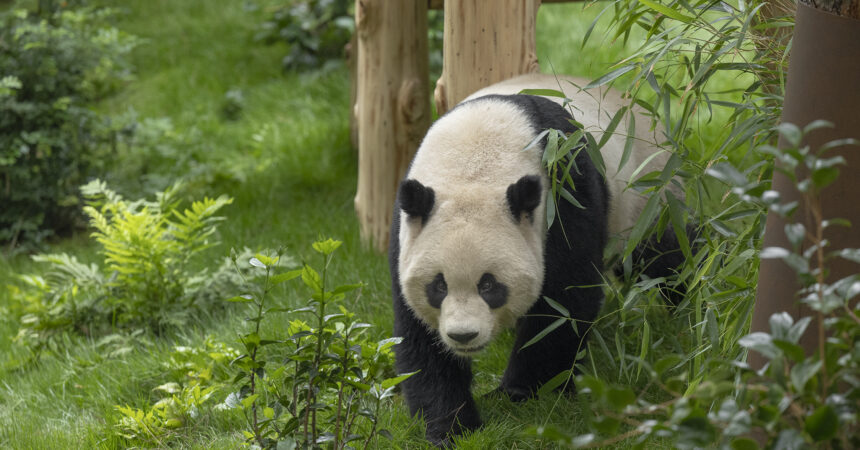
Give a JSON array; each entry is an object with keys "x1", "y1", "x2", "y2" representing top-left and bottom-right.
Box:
[
  {"x1": 525, "y1": 125, "x2": 860, "y2": 449},
  {"x1": 11, "y1": 180, "x2": 233, "y2": 362},
  {"x1": 222, "y1": 238, "x2": 416, "y2": 449}
]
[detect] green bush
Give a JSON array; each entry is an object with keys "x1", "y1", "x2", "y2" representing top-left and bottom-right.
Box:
[
  {"x1": 12, "y1": 180, "x2": 233, "y2": 360},
  {"x1": 101, "y1": 113, "x2": 222, "y2": 199},
  {"x1": 515, "y1": 0, "x2": 855, "y2": 447},
  {"x1": 573, "y1": 0, "x2": 787, "y2": 392},
  {"x1": 221, "y1": 239, "x2": 413, "y2": 449},
  {"x1": 528, "y1": 124, "x2": 860, "y2": 449},
  {"x1": 114, "y1": 337, "x2": 241, "y2": 445},
  {"x1": 256, "y1": 0, "x2": 353, "y2": 71},
  {"x1": 0, "y1": 5, "x2": 136, "y2": 247}
]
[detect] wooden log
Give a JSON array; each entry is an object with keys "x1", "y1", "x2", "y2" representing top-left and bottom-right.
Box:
[
  {"x1": 434, "y1": 0, "x2": 541, "y2": 115},
  {"x1": 750, "y1": 0, "x2": 860, "y2": 368},
  {"x1": 428, "y1": 0, "x2": 581, "y2": 9},
  {"x1": 346, "y1": 33, "x2": 359, "y2": 150},
  {"x1": 354, "y1": 0, "x2": 431, "y2": 251}
]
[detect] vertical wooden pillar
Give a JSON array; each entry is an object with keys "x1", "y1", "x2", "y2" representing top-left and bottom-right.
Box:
[
  {"x1": 346, "y1": 33, "x2": 359, "y2": 150},
  {"x1": 434, "y1": 0, "x2": 541, "y2": 115},
  {"x1": 354, "y1": 0, "x2": 431, "y2": 251},
  {"x1": 750, "y1": 1, "x2": 860, "y2": 367}
]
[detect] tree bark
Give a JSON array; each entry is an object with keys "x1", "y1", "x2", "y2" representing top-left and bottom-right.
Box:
[
  {"x1": 346, "y1": 33, "x2": 359, "y2": 151},
  {"x1": 801, "y1": 0, "x2": 860, "y2": 17},
  {"x1": 750, "y1": 0, "x2": 860, "y2": 368},
  {"x1": 428, "y1": 0, "x2": 582, "y2": 9},
  {"x1": 354, "y1": 0, "x2": 431, "y2": 252},
  {"x1": 433, "y1": 0, "x2": 541, "y2": 115}
]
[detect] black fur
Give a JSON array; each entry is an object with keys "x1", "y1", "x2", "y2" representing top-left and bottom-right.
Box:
[
  {"x1": 389, "y1": 94, "x2": 609, "y2": 445},
  {"x1": 398, "y1": 179, "x2": 435, "y2": 224},
  {"x1": 425, "y1": 273, "x2": 448, "y2": 309},
  {"x1": 478, "y1": 273, "x2": 508, "y2": 309},
  {"x1": 390, "y1": 209, "x2": 481, "y2": 446},
  {"x1": 624, "y1": 224, "x2": 699, "y2": 304},
  {"x1": 506, "y1": 175, "x2": 542, "y2": 221}
]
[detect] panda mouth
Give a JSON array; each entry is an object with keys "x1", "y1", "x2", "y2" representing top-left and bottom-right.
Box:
[{"x1": 452, "y1": 343, "x2": 488, "y2": 355}]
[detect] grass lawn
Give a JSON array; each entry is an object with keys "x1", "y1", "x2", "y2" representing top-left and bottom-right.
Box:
[{"x1": 0, "y1": 1, "x2": 724, "y2": 448}]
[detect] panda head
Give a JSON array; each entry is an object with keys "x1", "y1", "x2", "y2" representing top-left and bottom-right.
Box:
[
  {"x1": 396, "y1": 101, "x2": 549, "y2": 357},
  {"x1": 397, "y1": 177, "x2": 545, "y2": 356}
]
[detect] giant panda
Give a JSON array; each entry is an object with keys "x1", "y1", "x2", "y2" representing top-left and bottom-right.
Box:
[{"x1": 389, "y1": 74, "x2": 681, "y2": 445}]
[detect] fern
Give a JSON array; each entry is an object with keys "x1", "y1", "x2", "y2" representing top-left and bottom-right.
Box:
[{"x1": 14, "y1": 180, "x2": 234, "y2": 359}]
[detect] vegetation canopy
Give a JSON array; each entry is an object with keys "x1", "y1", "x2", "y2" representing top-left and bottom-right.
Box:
[{"x1": 0, "y1": 0, "x2": 857, "y2": 449}]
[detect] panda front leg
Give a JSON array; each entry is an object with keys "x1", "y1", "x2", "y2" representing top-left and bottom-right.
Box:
[
  {"x1": 498, "y1": 284, "x2": 603, "y2": 401},
  {"x1": 393, "y1": 292, "x2": 481, "y2": 446}
]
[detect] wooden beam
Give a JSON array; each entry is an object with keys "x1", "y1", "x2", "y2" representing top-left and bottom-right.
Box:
[
  {"x1": 433, "y1": 0, "x2": 541, "y2": 115},
  {"x1": 354, "y1": 0, "x2": 432, "y2": 251},
  {"x1": 750, "y1": 1, "x2": 860, "y2": 368},
  {"x1": 428, "y1": 0, "x2": 583, "y2": 9}
]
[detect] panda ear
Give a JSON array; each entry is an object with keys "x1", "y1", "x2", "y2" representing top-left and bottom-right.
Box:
[
  {"x1": 398, "y1": 179, "x2": 435, "y2": 224},
  {"x1": 506, "y1": 175, "x2": 542, "y2": 221}
]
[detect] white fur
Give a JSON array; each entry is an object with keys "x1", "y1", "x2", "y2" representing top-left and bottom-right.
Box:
[
  {"x1": 466, "y1": 73, "x2": 674, "y2": 237},
  {"x1": 398, "y1": 74, "x2": 672, "y2": 356},
  {"x1": 399, "y1": 99, "x2": 547, "y2": 356}
]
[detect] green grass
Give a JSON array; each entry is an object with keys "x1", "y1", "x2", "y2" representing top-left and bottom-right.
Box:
[{"x1": 0, "y1": 1, "x2": 738, "y2": 449}]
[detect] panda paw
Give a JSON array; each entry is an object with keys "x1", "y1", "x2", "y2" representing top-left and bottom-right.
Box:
[
  {"x1": 427, "y1": 434, "x2": 454, "y2": 448},
  {"x1": 489, "y1": 385, "x2": 534, "y2": 402},
  {"x1": 425, "y1": 410, "x2": 481, "y2": 447}
]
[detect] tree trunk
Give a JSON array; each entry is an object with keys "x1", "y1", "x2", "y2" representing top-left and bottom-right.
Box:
[
  {"x1": 433, "y1": 0, "x2": 541, "y2": 115},
  {"x1": 802, "y1": 0, "x2": 860, "y2": 17},
  {"x1": 346, "y1": 33, "x2": 359, "y2": 151},
  {"x1": 750, "y1": 0, "x2": 860, "y2": 368},
  {"x1": 354, "y1": 0, "x2": 431, "y2": 252}
]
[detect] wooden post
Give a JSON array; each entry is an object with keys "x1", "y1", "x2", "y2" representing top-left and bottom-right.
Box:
[
  {"x1": 750, "y1": 0, "x2": 860, "y2": 368},
  {"x1": 346, "y1": 33, "x2": 359, "y2": 150},
  {"x1": 434, "y1": 0, "x2": 541, "y2": 115},
  {"x1": 354, "y1": 0, "x2": 431, "y2": 251}
]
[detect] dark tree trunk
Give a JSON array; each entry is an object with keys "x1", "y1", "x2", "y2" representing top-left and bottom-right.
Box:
[
  {"x1": 800, "y1": 0, "x2": 860, "y2": 18},
  {"x1": 750, "y1": 0, "x2": 860, "y2": 368}
]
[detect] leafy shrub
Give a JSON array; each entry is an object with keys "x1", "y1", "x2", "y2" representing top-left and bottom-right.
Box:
[
  {"x1": 12, "y1": 180, "x2": 233, "y2": 360},
  {"x1": 114, "y1": 337, "x2": 241, "y2": 445},
  {"x1": 221, "y1": 239, "x2": 414, "y2": 449},
  {"x1": 100, "y1": 113, "x2": 223, "y2": 199},
  {"x1": 527, "y1": 122, "x2": 860, "y2": 448},
  {"x1": 0, "y1": 5, "x2": 137, "y2": 247},
  {"x1": 256, "y1": 0, "x2": 354, "y2": 71},
  {"x1": 517, "y1": 0, "x2": 855, "y2": 447},
  {"x1": 540, "y1": 0, "x2": 789, "y2": 397},
  {"x1": 220, "y1": 88, "x2": 246, "y2": 121}
]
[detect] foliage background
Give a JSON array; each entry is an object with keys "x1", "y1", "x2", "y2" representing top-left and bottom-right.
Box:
[{"x1": 3, "y1": 0, "x2": 851, "y2": 449}]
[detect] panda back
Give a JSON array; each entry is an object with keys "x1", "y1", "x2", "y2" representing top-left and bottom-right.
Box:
[{"x1": 467, "y1": 74, "x2": 674, "y2": 237}]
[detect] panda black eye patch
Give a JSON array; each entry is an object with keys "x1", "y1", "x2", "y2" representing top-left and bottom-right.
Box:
[
  {"x1": 477, "y1": 273, "x2": 508, "y2": 308},
  {"x1": 425, "y1": 273, "x2": 447, "y2": 309}
]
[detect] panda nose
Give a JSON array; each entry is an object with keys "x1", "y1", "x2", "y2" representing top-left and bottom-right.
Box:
[{"x1": 447, "y1": 331, "x2": 479, "y2": 344}]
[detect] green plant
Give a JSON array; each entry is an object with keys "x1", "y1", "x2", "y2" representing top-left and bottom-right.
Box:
[
  {"x1": 0, "y1": 5, "x2": 137, "y2": 248},
  {"x1": 535, "y1": 0, "x2": 790, "y2": 397},
  {"x1": 12, "y1": 180, "x2": 233, "y2": 360},
  {"x1": 114, "y1": 336, "x2": 240, "y2": 446},
  {"x1": 526, "y1": 123, "x2": 860, "y2": 449},
  {"x1": 98, "y1": 113, "x2": 230, "y2": 203},
  {"x1": 511, "y1": 1, "x2": 791, "y2": 406},
  {"x1": 256, "y1": 0, "x2": 354, "y2": 71},
  {"x1": 222, "y1": 239, "x2": 414, "y2": 449}
]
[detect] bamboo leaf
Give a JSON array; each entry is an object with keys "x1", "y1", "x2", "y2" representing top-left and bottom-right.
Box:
[
  {"x1": 543, "y1": 296, "x2": 570, "y2": 318},
  {"x1": 619, "y1": 111, "x2": 636, "y2": 172},
  {"x1": 584, "y1": 65, "x2": 637, "y2": 89},
  {"x1": 597, "y1": 106, "x2": 628, "y2": 151},
  {"x1": 638, "y1": 0, "x2": 694, "y2": 24},
  {"x1": 623, "y1": 194, "x2": 661, "y2": 258},
  {"x1": 520, "y1": 318, "x2": 566, "y2": 351},
  {"x1": 518, "y1": 88, "x2": 565, "y2": 98}
]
